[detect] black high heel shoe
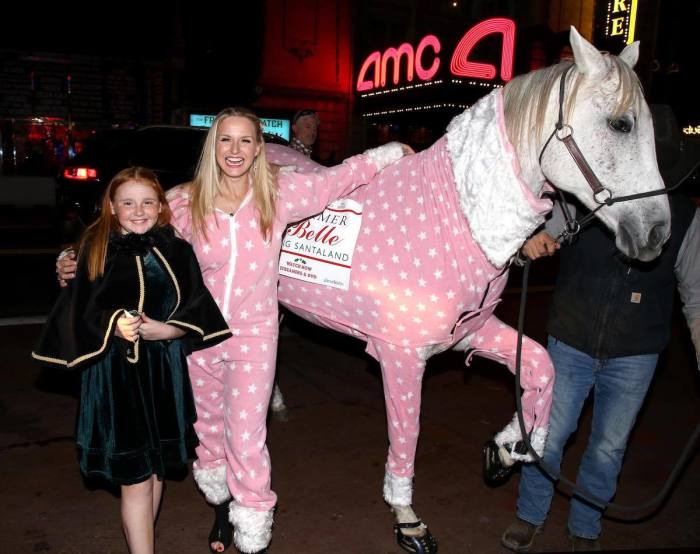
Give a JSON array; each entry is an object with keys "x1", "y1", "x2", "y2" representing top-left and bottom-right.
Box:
[{"x1": 209, "y1": 502, "x2": 233, "y2": 553}]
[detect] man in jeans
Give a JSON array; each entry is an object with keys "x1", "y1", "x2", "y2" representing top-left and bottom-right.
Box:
[{"x1": 502, "y1": 106, "x2": 700, "y2": 552}]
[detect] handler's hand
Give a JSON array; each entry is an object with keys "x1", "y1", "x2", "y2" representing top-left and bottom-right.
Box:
[
  {"x1": 138, "y1": 312, "x2": 186, "y2": 341},
  {"x1": 116, "y1": 311, "x2": 142, "y2": 342},
  {"x1": 56, "y1": 249, "x2": 77, "y2": 288},
  {"x1": 520, "y1": 231, "x2": 559, "y2": 260}
]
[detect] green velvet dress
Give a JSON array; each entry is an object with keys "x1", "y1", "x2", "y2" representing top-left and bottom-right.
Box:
[{"x1": 75, "y1": 251, "x2": 197, "y2": 485}]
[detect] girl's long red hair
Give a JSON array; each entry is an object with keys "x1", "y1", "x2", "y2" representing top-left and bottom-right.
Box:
[{"x1": 78, "y1": 167, "x2": 171, "y2": 281}]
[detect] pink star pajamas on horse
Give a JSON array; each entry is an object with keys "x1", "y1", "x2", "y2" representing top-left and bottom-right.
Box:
[
  {"x1": 167, "y1": 143, "x2": 404, "y2": 553},
  {"x1": 277, "y1": 89, "x2": 555, "y2": 508}
]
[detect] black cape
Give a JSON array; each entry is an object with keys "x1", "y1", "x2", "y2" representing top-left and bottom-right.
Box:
[{"x1": 33, "y1": 226, "x2": 232, "y2": 370}]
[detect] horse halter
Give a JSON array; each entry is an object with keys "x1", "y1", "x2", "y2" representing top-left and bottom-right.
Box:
[
  {"x1": 538, "y1": 65, "x2": 687, "y2": 241},
  {"x1": 538, "y1": 65, "x2": 615, "y2": 206}
]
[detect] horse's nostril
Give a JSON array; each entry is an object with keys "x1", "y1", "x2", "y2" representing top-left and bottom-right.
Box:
[{"x1": 648, "y1": 221, "x2": 669, "y2": 250}]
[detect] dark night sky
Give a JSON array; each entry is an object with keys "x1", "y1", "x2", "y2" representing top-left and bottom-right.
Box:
[{"x1": 2, "y1": 1, "x2": 264, "y2": 109}]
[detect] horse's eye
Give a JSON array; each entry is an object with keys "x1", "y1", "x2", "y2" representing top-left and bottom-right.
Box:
[{"x1": 609, "y1": 117, "x2": 633, "y2": 133}]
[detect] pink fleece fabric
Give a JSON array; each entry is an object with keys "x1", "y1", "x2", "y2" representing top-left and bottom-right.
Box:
[{"x1": 275, "y1": 138, "x2": 554, "y2": 479}]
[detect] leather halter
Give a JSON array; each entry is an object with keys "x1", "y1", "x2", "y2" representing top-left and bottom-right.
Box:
[
  {"x1": 537, "y1": 64, "x2": 693, "y2": 241},
  {"x1": 538, "y1": 65, "x2": 612, "y2": 205}
]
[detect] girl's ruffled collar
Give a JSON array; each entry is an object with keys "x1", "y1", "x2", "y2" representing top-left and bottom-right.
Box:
[{"x1": 109, "y1": 225, "x2": 173, "y2": 256}]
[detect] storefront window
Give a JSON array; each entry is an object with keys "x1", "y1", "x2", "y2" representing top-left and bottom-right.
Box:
[{"x1": 0, "y1": 118, "x2": 92, "y2": 177}]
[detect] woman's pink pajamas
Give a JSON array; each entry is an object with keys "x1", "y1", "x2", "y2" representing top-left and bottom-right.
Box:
[{"x1": 167, "y1": 143, "x2": 404, "y2": 551}]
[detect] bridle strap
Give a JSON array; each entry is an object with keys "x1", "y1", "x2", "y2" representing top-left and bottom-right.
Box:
[
  {"x1": 540, "y1": 66, "x2": 611, "y2": 203},
  {"x1": 560, "y1": 133, "x2": 608, "y2": 198}
]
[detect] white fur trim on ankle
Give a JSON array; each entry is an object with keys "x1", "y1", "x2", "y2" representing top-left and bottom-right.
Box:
[
  {"x1": 192, "y1": 465, "x2": 231, "y2": 505},
  {"x1": 365, "y1": 142, "x2": 405, "y2": 171},
  {"x1": 494, "y1": 413, "x2": 548, "y2": 463},
  {"x1": 229, "y1": 503, "x2": 274, "y2": 553},
  {"x1": 383, "y1": 470, "x2": 413, "y2": 507}
]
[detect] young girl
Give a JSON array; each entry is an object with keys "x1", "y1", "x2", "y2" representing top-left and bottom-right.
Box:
[{"x1": 33, "y1": 167, "x2": 231, "y2": 554}]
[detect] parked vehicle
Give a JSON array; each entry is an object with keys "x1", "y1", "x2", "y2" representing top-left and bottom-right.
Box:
[
  {"x1": 0, "y1": 117, "x2": 91, "y2": 209},
  {"x1": 57, "y1": 125, "x2": 288, "y2": 241}
]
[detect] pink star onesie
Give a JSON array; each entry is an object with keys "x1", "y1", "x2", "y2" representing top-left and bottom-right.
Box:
[{"x1": 167, "y1": 142, "x2": 405, "y2": 553}]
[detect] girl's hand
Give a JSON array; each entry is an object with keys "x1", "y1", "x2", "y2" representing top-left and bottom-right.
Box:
[
  {"x1": 56, "y1": 249, "x2": 77, "y2": 287},
  {"x1": 138, "y1": 312, "x2": 186, "y2": 341},
  {"x1": 116, "y1": 311, "x2": 142, "y2": 342}
]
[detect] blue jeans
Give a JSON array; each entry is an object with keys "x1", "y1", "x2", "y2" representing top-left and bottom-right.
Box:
[{"x1": 516, "y1": 336, "x2": 658, "y2": 539}]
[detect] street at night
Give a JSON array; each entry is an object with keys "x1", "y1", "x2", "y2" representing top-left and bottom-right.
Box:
[
  {"x1": 2, "y1": 274, "x2": 700, "y2": 552},
  {"x1": 3, "y1": 1, "x2": 700, "y2": 553}
]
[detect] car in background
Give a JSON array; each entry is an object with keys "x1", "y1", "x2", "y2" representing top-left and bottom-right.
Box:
[{"x1": 57, "y1": 125, "x2": 289, "y2": 241}]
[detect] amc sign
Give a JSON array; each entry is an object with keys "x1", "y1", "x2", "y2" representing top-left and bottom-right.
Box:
[{"x1": 356, "y1": 17, "x2": 516, "y2": 93}]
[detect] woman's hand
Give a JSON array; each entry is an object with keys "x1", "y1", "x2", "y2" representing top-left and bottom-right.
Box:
[
  {"x1": 520, "y1": 231, "x2": 559, "y2": 260},
  {"x1": 115, "y1": 311, "x2": 142, "y2": 342},
  {"x1": 137, "y1": 312, "x2": 186, "y2": 341},
  {"x1": 56, "y1": 249, "x2": 77, "y2": 288},
  {"x1": 399, "y1": 143, "x2": 415, "y2": 156}
]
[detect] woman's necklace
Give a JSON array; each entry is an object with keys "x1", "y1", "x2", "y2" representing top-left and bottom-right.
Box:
[{"x1": 217, "y1": 184, "x2": 249, "y2": 216}]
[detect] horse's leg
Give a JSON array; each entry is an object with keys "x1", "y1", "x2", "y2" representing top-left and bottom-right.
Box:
[
  {"x1": 454, "y1": 315, "x2": 554, "y2": 463},
  {"x1": 369, "y1": 339, "x2": 438, "y2": 552}
]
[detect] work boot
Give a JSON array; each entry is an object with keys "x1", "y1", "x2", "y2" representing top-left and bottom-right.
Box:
[
  {"x1": 568, "y1": 534, "x2": 601, "y2": 551},
  {"x1": 501, "y1": 518, "x2": 543, "y2": 552}
]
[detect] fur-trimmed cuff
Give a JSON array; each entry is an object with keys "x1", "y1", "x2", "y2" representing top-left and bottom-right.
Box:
[
  {"x1": 383, "y1": 470, "x2": 413, "y2": 507},
  {"x1": 229, "y1": 503, "x2": 274, "y2": 553},
  {"x1": 494, "y1": 413, "x2": 548, "y2": 462},
  {"x1": 192, "y1": 464, "x2": 231, "y2": 505},
  {"x1": 365, "y1": 142, "x2": 405, "y2": 171}
]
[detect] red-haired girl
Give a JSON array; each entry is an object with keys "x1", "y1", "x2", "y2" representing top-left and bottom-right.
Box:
[{"x1": 33, "y1": 167, "x2": 231, "y2": 554}]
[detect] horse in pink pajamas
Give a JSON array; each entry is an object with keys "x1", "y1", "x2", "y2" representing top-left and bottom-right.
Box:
[{"x1": 267, "y1": 29, "x2": 670, "y2": 552}]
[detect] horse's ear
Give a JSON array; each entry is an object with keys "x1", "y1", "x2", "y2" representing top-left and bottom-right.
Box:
[
  {"x1": 618, "y1": 41, "x2": 640, "y2": 68},
  {"x1": 569, "y1": 26, "x2": 606, "y2": 78}
]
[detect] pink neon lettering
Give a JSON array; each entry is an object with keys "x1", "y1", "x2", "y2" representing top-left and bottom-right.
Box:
[
  {"x1": 415, "y1": 35, "x2": 441, "y2": 80},
  {"x1": 381, "y1": 43, "x2": 415, "y2": 87},
  {"x1": 356, "y1": 51, "x2": 381, "y2": 92},
  {"x1": 450, "y1": 17, "x2": 516, "y2": 81}
]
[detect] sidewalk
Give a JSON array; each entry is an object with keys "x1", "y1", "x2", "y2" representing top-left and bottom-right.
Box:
[{"x1": 1, "y1": 290, "x2": 699, "y2": 553}]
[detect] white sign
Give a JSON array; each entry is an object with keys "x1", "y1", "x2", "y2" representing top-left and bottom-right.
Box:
[
  {"x1": 190, "y1": 114, "x2": 291, "y2": 141},
  {"x1": 279, "y1": 199, "x2": 364, "y2": 290},
  {"x1": 260, "y1": 118, "x2": 291, "y2": 141}
]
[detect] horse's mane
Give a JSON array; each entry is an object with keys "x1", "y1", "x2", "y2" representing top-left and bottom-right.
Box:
[{"x1": 502, "y1": 55, "x2": 643, "y2": 153}]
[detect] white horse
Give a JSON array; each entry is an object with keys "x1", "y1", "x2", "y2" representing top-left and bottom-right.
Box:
[{"x1": 266, "y1": 27, "x2": 669, "y2": 552}]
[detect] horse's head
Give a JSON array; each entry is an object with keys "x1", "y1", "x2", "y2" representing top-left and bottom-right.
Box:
[{"x1": 506, "y1": 28, "x2": 670, "y2": 262}]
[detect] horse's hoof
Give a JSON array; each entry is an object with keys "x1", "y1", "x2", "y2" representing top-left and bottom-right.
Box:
[
  {"x1": 394, "y1": 521, "x2": 438, "y2": 554},
  {"x1": 482, "y1": 439, "x2": 516, "y2": 486}
]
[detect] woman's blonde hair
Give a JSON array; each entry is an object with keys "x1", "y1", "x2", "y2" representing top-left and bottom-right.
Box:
[
  {"x1": 78, "y1": 167, "x2": 171, "y2": 281},
  {"x1": 190, "y1": 107, "x2": 278, "y2": 240}
]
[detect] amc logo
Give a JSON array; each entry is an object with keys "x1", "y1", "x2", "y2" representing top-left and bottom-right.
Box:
[{"x1": 356, "y1": 17, "x2": 516, "y2": 93}]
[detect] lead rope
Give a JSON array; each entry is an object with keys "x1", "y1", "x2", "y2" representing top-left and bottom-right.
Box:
[{"x1": 513, "y1": 258, "x2": 700, "y2": 515}]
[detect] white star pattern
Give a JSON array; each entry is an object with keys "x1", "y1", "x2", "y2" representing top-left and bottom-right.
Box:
[{"x1": 170, "y1": 138, "x2": 553, "y2": 510}]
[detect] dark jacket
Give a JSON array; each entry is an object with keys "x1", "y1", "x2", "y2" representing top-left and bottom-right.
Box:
[
  {"x1": 547, "y1": 194, "x2": 696, "y2": 358},
  {"x1": 33, "y1": 225, "x2": 231, "y2": 370}
]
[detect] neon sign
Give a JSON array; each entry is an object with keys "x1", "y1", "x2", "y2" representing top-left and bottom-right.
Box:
[
  {"x1": 356, "y1": 17, "x2": 516, "y2": 93},
  {"x1": 603, "y1": 0, "x2": 638, "y2": 44}
]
